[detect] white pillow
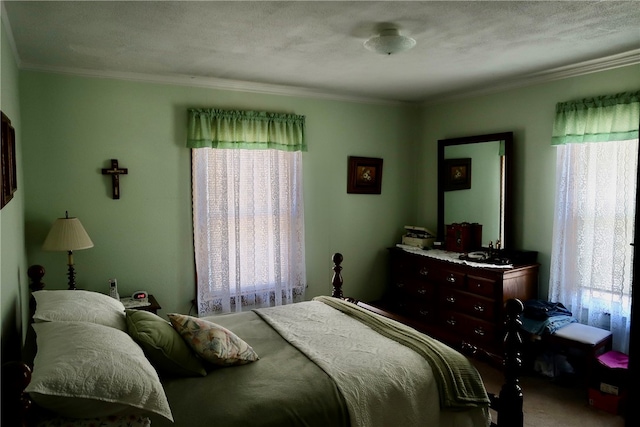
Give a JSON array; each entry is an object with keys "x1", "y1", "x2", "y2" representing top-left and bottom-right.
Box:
[
  {"x1": 33, "y1": 290, "x2": 126, "y2": 331},
  {"x1": 26, "y1": 321, "x2": 173, "y2": 421}
]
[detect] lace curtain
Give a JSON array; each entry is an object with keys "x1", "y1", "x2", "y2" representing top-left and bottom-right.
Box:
[
  {"x1": 188, "y1": 109, "x2": 307, "y2": 316},
  {"x1": 549, "y1": 91, "x2": 640, "y2": 353}
]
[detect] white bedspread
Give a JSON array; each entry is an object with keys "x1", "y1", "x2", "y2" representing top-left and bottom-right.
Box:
[{"x1": 255, "y1": 301, "x2": 490, "y2": 427}]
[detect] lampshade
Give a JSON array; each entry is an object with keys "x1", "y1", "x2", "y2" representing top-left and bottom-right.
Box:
[
  {"x1": 364, "y1": 28, "x2": 416, "y2": 55},
  {"x1": 43, "y1": 214, "x2": 94, "y2": 251},
  {"x1": 43, "y1": 212, "x2": 93, "y2": 290}
]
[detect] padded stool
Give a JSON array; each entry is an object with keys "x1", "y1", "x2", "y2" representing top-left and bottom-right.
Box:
[{"x1": 548, "y1": 323, "x2": 613, "y2": 386}]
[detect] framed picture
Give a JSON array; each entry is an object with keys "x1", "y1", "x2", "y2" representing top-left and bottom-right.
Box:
[
  {"x1": 443, "y1": 158, "x2": 471, "y2": 191},
  {"x1": 1, "y1": 111, "x2": 17, "y2": 209},
  {"x1": 347, "y1": 156, "x2": 383, "y2": 194}
]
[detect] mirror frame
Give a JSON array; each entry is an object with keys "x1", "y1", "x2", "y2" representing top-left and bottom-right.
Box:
[{"x1": 437, "y1": 132, "x2": 514, "y2": 249}]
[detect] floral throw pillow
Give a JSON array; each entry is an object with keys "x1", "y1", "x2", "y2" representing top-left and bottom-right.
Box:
[{"x1": 168, "y1": 313, "x2": 259, "y2": 366}]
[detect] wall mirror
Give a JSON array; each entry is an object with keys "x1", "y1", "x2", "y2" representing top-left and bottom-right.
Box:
[{"x1": 437, "y1": 132, "x2": 513, "y2": 249}]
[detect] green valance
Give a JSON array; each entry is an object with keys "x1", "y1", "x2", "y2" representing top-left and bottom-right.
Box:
[
  {"x1": 187, "y1": 108, "x2": 306, "y2": 151},
  {"x1": 551, "y1": 91, "x2": 640, "y2": 145}
]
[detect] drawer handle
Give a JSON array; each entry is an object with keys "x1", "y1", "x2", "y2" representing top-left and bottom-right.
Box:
[
  {"x1": 474, "y1": 327, "x2": 486, "y2": 336},
  {"x1": 446, "y1": 274, "x2": 457, "y2": 283},
  {"x1": 419, "y1": 268, "x2": 429, "y2": 276},
  {"x1": 396, "y1": 282, "x2": 405, "y2": 288},
  {"x1": 446, "y1": 318, "x2": 457, "y2": 326},
  {"x1": 446, "y1": 296, "x2": 456, "y2": 303},
  {"x1": 473, "y1": 304, "x2": 485, "y2": 312},
  {"x1": 418, "y1": 288, "x2": 427, "y2": 295},
  {"x1": 475, "y1": 283, "x2": 482, "y2": 289},
  {"x1": 419, "y1": 309, "x2": 429, "y2": 316}
]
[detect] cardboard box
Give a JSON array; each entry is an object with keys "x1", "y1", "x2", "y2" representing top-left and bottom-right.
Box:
[
  {"x1": 599, "y1": 382, "x2": 620, "y2": 396},
  {"x1": 588, "y1": 388, "x2": 627, "y2": 415},
  {"x1": 594, "y1": 350, "x2": 628, "y2": 391},
  {"x1": 402, "y1": 226, "x2": 435, "y2": 249}
]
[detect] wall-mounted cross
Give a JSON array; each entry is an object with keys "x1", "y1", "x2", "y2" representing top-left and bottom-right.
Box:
[{"x1": 101, "y1": 159, "x2": 128, "y2": 199}]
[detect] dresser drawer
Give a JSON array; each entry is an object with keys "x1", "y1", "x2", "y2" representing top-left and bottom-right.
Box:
[
  {"x1": 465, "y1": 317, "x2": 497, "y2": 345},
  {"x1": 404, "y1": 300, "x2": 437, "y2": 322},
  {"x1": 438, "y1": 310, "x2": 466, "y2": 335},
  {"x1": 392, "y1": 253, "x2": 438, "y2": 282},
  {"x1": 463, "y1": 295, "x2": 495, "y2": 322},
  {"x1": 435, "y1": 267, "x2": 466, "y2": 289},
  {"x1": 391, "y1": 277, "x2": 436, "y2": 300},
  {"x1": 439, "y1": 288, "x2": 465, "y2": 310},
  {"x1": 390, "y1": 252, "x2": 417, "y2": 276},
  {"x1": 439, "y1": 311, "x2": 497, "y2": 345},
  {"x1": 386, "y1": 298, "x2": 436, "y2": 322},
  {"x1": 438, "y1": 290, "x2": 495, "y2": 322},
  {"x1": 467, "y1": 274, "x2": 498, "y2": 297},
  {"x1": 411, "y1": 257, "x2": 438, "y2": 281}
]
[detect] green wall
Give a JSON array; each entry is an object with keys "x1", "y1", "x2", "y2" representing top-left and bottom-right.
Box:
[
  {"x1": 417, "y1": 64, "x2": 640, "y2": 298},
  {"x1": 1, "y1": 16, "x2": 28, "y2": 361},
  {"x1": 4, "y1": 18, "x2": 639, "y2": 355},
  {"x1": 19, "y1": 71, "x2": 419, "y2": 316}
]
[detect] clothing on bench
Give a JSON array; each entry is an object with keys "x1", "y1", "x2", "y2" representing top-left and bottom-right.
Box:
[{"x1": 521, "y1": 299, "x2": 613, "y2": 385}]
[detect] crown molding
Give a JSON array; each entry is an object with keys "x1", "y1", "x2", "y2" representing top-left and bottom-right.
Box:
[
  {"x1": 1, "y1": 1, "x2": 22, "y2": 69},
  {"x1": 14, "y1": 38, "x2": 640, "y2": 108},
  {"x1": 18, "y1": 63, "x2": 407, "y2": 107},
  {"x1": 422, "y1": 49, "x2": 640, "y2": 106}
]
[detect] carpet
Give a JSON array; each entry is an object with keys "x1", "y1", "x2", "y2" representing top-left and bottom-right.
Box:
[{"x1": 471, "y1": 358, "x2": 625, "y2": 427}]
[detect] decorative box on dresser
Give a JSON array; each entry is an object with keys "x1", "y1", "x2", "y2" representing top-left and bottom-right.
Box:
[{"x1": 383, "y1": 247, "x2": 539, "y2": 360}]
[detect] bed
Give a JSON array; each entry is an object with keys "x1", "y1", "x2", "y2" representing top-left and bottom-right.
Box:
[{"x1": 3, "y1": 254, "x2": 525, "y2": 427}]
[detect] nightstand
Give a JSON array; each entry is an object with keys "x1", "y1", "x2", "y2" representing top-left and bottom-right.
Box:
[{"x1": 124, "y1": 294, "x2": 162, "y2": 315}]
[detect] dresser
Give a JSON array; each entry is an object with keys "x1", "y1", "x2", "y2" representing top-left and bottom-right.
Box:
[{"x1": 381, "y1": 247, "x2": 539, "y2": 358}]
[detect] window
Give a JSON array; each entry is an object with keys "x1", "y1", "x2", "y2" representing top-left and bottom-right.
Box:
[
  {"x1": 549, "y1": 91, "x2": 639, "y2": 353},
  {"x1": 188, "y1": 109, "x2": 306, "y2": 315}
]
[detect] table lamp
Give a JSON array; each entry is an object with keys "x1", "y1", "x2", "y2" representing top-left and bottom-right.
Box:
[{"x1": 42, "y1": 211, "x2": 94, "y2": 290}]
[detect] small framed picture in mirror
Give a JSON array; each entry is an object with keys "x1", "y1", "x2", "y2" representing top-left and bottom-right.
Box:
[{"x1": 443, "y1": 158, "x2": 471, "y2": 191}]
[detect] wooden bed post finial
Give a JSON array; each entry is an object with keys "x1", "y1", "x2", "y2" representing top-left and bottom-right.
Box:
[
  {"x1": 28, "y1": 264, "x2": 46, "y2": 318},
  {"x1": 331, "y1": 253, "x2": 344, "y2": 299},
  {"x1": 28, "y1": 265, "x2": 46, "y2": 292}
]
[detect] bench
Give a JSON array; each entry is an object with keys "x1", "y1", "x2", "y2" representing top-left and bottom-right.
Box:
[{"x1": 547, "y1": 322, "x2": 613, "y2": 386}]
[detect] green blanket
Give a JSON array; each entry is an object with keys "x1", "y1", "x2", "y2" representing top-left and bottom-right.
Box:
[
  {"x1": 149, "y1": 310, "x2": 349, "y2": 427},
  {"x1": 314, "y1": 296, "x2": 490, "y2": 410}
]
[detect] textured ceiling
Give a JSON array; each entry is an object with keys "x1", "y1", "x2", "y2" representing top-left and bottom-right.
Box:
[{"x1": 3, "y1": 1, "x2": 640, "y2": 104}]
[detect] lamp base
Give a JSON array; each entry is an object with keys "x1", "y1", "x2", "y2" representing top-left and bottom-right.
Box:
[{"x1": 67, "y1": 250, "x2": 77, "y2": 290}]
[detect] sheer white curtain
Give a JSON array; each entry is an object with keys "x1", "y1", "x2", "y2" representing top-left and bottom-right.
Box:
[
  {"x1": 549, "y1": 91, "x2": 639, "y2": 353},
  {"x1": 188, "y1": 109, "x2": 306, "y2": 316}
]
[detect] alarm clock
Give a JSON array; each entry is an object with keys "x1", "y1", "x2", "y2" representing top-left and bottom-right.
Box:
[{"x1": 132, "y1": 291, "x2": 148, "y2": 303}]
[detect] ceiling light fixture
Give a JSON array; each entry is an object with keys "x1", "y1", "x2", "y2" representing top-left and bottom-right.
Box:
[{"x1": 364, "y1": 28, "x2": 416, "y2": 55}]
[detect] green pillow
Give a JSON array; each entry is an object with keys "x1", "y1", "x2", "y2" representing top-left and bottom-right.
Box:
[{"x1": 125, "y1": 309, "x2": 207, "y2": 377}]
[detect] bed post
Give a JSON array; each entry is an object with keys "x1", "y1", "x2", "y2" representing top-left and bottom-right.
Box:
[
  {"x1": 1, "y1": 361, "x2": 33, "y2": 427},
  {"x1": 331, "y1": 253, "x2": 344, "y2": 298},
  {"x1": 495, "y1": 298, "x2": 524, "y2": 427}
]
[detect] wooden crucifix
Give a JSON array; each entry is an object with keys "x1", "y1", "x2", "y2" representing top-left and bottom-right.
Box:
[{"x1": 101, "y1": 159, "x2": 128, "y2": 199}]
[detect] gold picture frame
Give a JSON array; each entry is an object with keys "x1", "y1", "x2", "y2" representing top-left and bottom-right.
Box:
[{"x1": 347, "y1": 156, "x2": 383, "y2": 194}]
